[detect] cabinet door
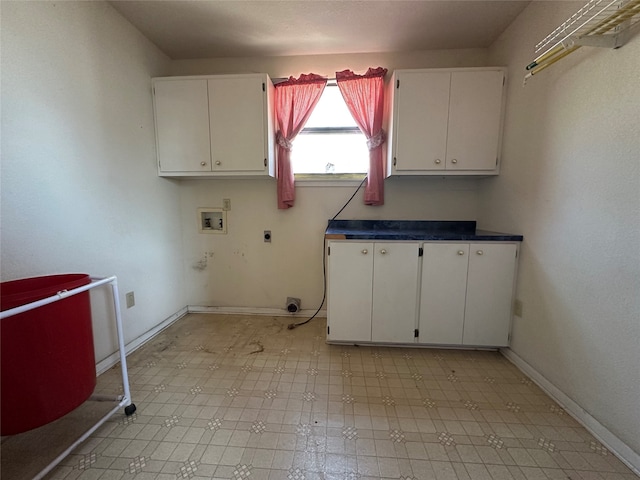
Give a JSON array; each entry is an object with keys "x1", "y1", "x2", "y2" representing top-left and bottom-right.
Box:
[
  {"x1": 327, "y1": 242, "x2": 373, "y2": 342},
  {"x1": 463, "y1": 243, "x2": 517, "y2": 346},
  {"x1": 393, "y1": 71, "x2": 450, "y2": 172},
  {"x1": 208, "y1": 76, "x2": 267, "y2": 173},
  {"x1": 371, "y1": 243, "x2": 420, "y2": 343},
  {"x1": 446, "y1": 71, "x2": 504, "y2": 171},
  {"x1": 154, "y1": 79, "x2": 211, "y2": 172},
  {"x1": 419, "y1": 243, "x2": 469, "y2": 344}
]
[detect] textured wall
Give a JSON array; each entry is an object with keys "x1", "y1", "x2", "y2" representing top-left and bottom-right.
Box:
[
  {"x1": 1, "y1": 1, "x2": 184, "y2": 362},
  {"x1": 480, "y1": 1, "x2": 640, "y2": 461}
]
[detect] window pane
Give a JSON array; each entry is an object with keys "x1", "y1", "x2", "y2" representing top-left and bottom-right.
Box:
[
  {"x1": 292, "y1": 133, "x2": 369, "y2": 174},
  {"x1": 291, "y1": 84, "x2": 368, "y2": 175},
  {"x1": 304, "y1": 85, "x2": 358, "y2": 128}
]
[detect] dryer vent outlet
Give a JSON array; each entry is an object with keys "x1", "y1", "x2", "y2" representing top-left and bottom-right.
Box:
[{"x1": 286, "y1": 297, "x2": 301, "y2": 313}]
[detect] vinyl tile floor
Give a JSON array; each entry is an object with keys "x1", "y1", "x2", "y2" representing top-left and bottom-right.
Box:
[{"x1": 3, "y1": 313, "x2": 636, "y2": 480}]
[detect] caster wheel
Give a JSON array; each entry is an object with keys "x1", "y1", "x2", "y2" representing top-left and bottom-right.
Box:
[{"x1": 124, "y1": 403, "x2": 137, "y2": 416}]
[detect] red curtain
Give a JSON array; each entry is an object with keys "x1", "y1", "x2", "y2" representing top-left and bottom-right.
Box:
[
  {"x1": 336, "y1": 67, "x2": 388, "y2": 206},
  {"x1": 274, "y1": 73, "x2": 327, "y2": 209}
]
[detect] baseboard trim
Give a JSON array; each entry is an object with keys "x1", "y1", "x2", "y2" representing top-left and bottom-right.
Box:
[
  {"x1": 95, "y1": 306, "x2": 189, "y2": 375},
  {"x1": 500, "y1": 347, "x2": 640, "y2": 475},
  {"x1": 187, "y1": 305, "x2": 327, "y2": 318}
]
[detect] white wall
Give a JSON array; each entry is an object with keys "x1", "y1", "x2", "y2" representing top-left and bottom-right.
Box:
[
  {"x1": 172, "y1": 50, "x2": 489, "y2": 309},
  {"x1": 480, "y1": 1, "x2": 640, "y2": 463},
  {"x1": 0, "y1": 1, "x2": 185, "y2": 362},
  {"x1": 179, "y1": 177, "x2": 481, "y2": 308},
  {"x1": 171, "y1": 48, "x2": 488, "y2": 78}
]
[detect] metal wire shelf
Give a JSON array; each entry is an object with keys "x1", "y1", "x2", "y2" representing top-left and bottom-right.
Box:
[{"x1": 524, "y1": 0, "x2": 640, "y2": 82}]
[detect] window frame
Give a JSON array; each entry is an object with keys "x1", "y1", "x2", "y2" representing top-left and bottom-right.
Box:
[{"x1": 291, "y1": 83, "x2": 369, "y2": 181}]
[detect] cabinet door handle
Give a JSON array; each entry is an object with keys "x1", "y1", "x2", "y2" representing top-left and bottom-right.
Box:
[
  {"x1": 361, "y1": 249, "x2": 368, "y2": 255},
  {"x1": 476, "y1": 250, "x2": 484, "y2": 255},
  {"x1": 380, "y1": 249, "x2": 387, "y2": 255},
  {"x1": 435, "y1": 159, "x2": 441, "y2": 165},
  {"x1": 200, "y1": 161, "x2": 207, "y2": 166},
  {"x1": 457, "y1": 250, "x2": 465, "y2": 256},
  {"x1": 215, "y1": 161, "x2": 221, "y2": 166},
  {"x1": 451, "y1": 159, "x2": 458, "y2": 164}
]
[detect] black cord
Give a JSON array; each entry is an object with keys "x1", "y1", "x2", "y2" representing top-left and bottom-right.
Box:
[{"x1": 287, "y1": 175, "x2": 368, "y2": 330}]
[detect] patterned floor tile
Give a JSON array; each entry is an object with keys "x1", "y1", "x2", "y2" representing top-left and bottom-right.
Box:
[{"x1": 2, "y1": 314, "x2": 633, "y2": 480}]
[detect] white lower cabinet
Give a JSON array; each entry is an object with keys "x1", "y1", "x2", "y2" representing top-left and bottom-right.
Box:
[
  {"x1": 419, "y1": 243, "x2": 469, "y2": 344},
  {"x1": 327, "y1": 241, "x2": 420, "y2": 343},
  {"x1": 327, "y1": 239, "x2": 519, "y2": 348},
  {"x1": 462, "y1": 243, "x2": 518, "y2": 346},
  {"x1": 419, "y1": 242, "x2": 518, "y2": 347},
  {"x1": 326, "y1": 242, "x2": 374, "y2": 343}
]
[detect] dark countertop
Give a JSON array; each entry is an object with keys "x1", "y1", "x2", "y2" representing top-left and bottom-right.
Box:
[{"x1": 325, "y1": 220, "x2": 523, "y2": 242}]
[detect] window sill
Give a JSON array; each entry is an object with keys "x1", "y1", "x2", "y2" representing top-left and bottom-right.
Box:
[{"x1": 294, "y1": 173, "x2": 366, "y2": 187}]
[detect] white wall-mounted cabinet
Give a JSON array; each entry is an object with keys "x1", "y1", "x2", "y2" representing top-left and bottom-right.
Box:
[
  {"x1": 419, "y1": 242, "x2": 518, "y2": 347},
  {"x1": 387, "y1": 68, "x2": 506, "y2": 176},
  {"x1": 327, "y1": 241, "x2": 420, "y2": 344},
  {"x1": 152, "y1": 74, "x2": 275, "y2": 177}
]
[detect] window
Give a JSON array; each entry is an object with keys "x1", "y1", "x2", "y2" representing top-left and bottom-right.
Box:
[{"x1": 290, "y1": 84, "x2": 368, "y2": 176}]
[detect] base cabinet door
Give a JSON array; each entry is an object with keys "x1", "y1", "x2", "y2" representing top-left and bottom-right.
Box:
[
  {"x1": 371, "y1": 243, "x2": 420, "y2": 343},
  {"x1": 327, "y1": 241, "x2": 419, "y2": 343},
  {"x1": 419, "y1": 243, "x2": 469, "y2": 344},
  {"x1": 462, "y1": 243, "x2": 517, "y2": 346},
  {"x1": 419, "y1": 242, "x2": 518, "y2": 347},
  {"x1": 327, "y1": 242, "x2": 373, "y2": 342}
]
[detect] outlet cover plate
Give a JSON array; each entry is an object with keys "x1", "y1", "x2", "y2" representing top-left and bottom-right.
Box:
[
  {"x1": 126, "y1": 291, "x2": 135, "y2": 308},
  {"x1": 514, "y1": 299, "x2": 523, "y2": 317}
]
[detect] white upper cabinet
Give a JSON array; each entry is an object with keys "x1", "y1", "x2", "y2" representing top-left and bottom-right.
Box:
[
  {"x1": 392, "y1": 71, "x2": 450, "y2": 172},
  {"x1": 153, "y1": 79, "x2": 211, "y2": 173},
  {"x1": 387, "y1": 68, "x2": 506, "y2": 176},
  {"x1": 153, "y1": 74, "x2": 275, "y2": 177},
  {"x1": 446, "y1": 71, "x2": 505, "y2": 171}
]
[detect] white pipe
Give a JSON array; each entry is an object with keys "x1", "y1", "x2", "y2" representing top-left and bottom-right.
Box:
[
  {"x1": 33, "y1": 400, "x2": 127, "y2": 480},
  {"x1": 89, "y1": 394, "x2": 125, "y2": 402},
  {"x1": 110, "y1": 278, "x2": 133, "y2": 407},
  {"x1": 0, "y1": 275, "x2": 116, "y2": 320}
]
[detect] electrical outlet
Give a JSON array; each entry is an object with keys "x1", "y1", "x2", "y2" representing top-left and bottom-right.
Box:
[
  {"x1": 126, "y1": 291, "x2": 135, "y2": 308},
  {"x1": 264, "y1": 230, "x2": 271, "y2": 243},
  {"x1": 514, "y1": 299, "x2": 523, "y2": 317},
  {"x1": 223, "y1": 198, "x2": 231, "y2": 211}
]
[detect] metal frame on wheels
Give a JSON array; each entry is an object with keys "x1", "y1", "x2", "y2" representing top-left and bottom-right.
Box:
[{"x1": 0, "y1": 275, "x2": 136, "y2": 480}]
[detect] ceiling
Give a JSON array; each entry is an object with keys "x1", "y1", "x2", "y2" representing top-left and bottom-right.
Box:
[{"x1": 110, "y1": 1, "x2": 531, "y2": 60}]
